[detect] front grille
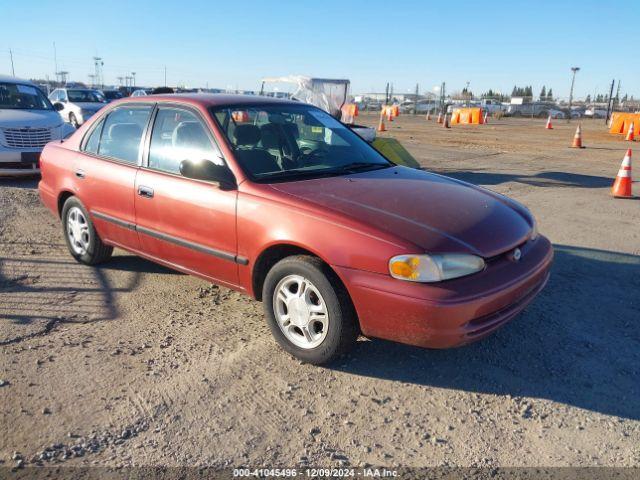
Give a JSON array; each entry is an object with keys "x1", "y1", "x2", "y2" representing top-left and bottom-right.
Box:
[{"x1": 1, "y1": 127, "x2": 52, "y2": 148}]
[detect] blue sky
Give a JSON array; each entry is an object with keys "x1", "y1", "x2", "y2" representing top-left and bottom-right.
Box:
[{"x1": 1, "y1": 0, "x2": 637, "y2": 99}]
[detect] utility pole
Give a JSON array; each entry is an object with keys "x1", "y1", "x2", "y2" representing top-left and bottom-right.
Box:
[
  {"x1": 605, "y1": 79, "x2": 615, "y2": 125},
  {"x1": 466, "y1": 81, "x2": 470, "y2": 107},
  {"x1": 440, "y1": 82, "x2": 446, "y2": 115},
  {"x1": 384, "y1": 82, "x2": 389, "y2": 105},
  {"x1": 614, "y1": 79, "x2": 621, "y2": 111},
  {"x1": 568, "y1": 66, "x2": 580, "y2": 122},
  {"x1": 132, "y1": 72, "x2": 136, "y2": 88},
  {"x1": 413, "y1": 83, "x2": 419, "y2": 115},
  {"x1": 93, "y1": 57, "x2": 104, "y2": 89},
  {"x1": 164, "y1": 66, "x2": 167, "y2": 87},
  {"x1": 53, "y1": 42, "x2": 58, "y2": 83},
  {"x1": 9, "y1": 48, "x2": 15, "y2": 76}
]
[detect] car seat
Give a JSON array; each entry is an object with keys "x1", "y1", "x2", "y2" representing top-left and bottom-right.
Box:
[{"x1": 233, "y1": 124, "x2": 280, "y2": 175}]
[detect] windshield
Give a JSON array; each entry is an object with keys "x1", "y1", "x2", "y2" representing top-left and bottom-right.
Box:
[
  {"x1": 0, "y1": 82, "x2": 53, "y2": 110},
  {"x1": 211, "y1": 104, "x2": 391, "y2": 182},
  {"x1": 68, "y1": 89, "x2": 106, "y2": 103}
]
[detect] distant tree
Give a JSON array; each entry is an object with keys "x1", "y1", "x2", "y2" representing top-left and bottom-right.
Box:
[
  {"x1": 539, "y1": 86, "x2": 546, "y2": 101},
  {"x1": 585, "y1": 94, "x2": 591, "y2": 103},
  {"x1": 547, "y1": 88, "x2": 553, "y2": 101},
  {"x1": 622, "y1": 94, "x2": 628, "y2": 102},
  {"x1": 512, "y1": 86, "x2": 518, "y2": 97}
]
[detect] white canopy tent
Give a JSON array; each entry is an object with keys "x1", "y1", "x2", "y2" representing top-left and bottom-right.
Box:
[{"x1": 261, "y1": 76, "x2": 350, "y2": 117}]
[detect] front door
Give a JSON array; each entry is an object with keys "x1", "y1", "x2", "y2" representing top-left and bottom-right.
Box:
[{"x1": 134, "y1": 105, "x2": 239, "y2": 287}]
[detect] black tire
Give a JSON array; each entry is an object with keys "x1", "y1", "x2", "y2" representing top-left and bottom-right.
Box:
[
  {"x1": 61, "y1": 196, "x2": 113, "y2": 265},
  {"x1": 69, "y1": 113, "x2": 79, "y2": 129},
  {"x1": 263, "y1": 255, "x2": 359, "y2": 365}
]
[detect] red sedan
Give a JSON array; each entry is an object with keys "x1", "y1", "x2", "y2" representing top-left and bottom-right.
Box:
[{"x1": 38, "y1": 95, "x2": 553, "y2": 364}]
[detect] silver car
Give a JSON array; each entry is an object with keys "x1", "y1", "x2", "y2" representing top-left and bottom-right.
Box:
[
  {"x1": 48, "y1": 87, "x2": 107, "y2": 128},
  {"x1": 0, "y1": 76, "x2": 75, "y2": 176}
]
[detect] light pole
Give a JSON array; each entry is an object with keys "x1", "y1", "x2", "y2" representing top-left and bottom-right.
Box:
[
  {"x1": 132, "y1": 72, "x2": 136, "y2": 88},
  {"x1": 568, "y1": 67, "x2": 580, "y2": 122}
]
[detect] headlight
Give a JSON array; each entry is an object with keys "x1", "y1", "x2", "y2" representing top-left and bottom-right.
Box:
[{"x1": 389, "y1": 254, "x2": 485, "y2": 283}]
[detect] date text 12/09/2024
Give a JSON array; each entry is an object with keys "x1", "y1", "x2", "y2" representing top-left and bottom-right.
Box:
[{"x1": 233, "y1": 468, "x2": 398, "y2": 477}]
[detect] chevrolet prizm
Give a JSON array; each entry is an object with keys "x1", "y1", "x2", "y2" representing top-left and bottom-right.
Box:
[{"x1": 38, "y1": 95, "x2": 553, "y2": 364}]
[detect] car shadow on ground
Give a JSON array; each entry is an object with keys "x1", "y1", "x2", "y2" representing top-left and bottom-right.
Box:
[
  {"x1": 0, "y1": 249, "x2": 147, "y2": 345},
  {"x1": 332, "y1": 245, "x2": 640, "y2": 420},
  {"x1": 0, "y1": 177, "x2": 39, "y2": 189},
  {"x1": 98, "y1": 254, "x2": 179, "y2": 275},
  {"x1": 439, "y1": 170, "x2": 613, "y2": 188}
]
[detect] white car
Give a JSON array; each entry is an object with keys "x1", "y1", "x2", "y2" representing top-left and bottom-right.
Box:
[
  {"x1": 0, "y1": 76, "x2": 75, "y2": 177},
  {"x1": 48, "y1": 88, "x2": 107, "y2": 128},
  {"x1": 131, "y1": 89, "x2": 151, "y2": 97}
]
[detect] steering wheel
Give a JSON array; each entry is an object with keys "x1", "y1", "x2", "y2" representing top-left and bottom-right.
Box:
[{"x1": 298, "y1": 146, "x2": 329, "y2": 165}]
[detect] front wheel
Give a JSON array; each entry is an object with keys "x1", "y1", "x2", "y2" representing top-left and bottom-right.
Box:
[
  {"x1": 263, "y1": 255, "x2": 359, "y2": 365},
  {"x1": 68, "y1": 113, "x2": 79, "y2": 129},
  {"x1": 61, "y1": 197, "x2": 113, "y2": 265}
]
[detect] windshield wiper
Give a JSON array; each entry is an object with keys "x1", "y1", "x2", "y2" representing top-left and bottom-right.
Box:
[{"x1": 337, "y1": 162, "x2": 391, "y2": 173}]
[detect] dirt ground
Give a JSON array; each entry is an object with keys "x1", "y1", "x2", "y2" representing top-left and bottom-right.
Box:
[{"x1": 1, "y1": 116, "x2": 639, "y2": 471}]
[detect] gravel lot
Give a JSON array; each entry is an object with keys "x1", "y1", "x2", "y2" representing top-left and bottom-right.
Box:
[{"x1": 1, "y1": 116, "x2": 639, "y2": 470}]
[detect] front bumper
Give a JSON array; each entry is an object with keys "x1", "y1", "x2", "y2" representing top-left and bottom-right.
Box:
[
  {"x1": 335, "y1": 235, "x2": 553, "y2": 349},
  {"x1": 0, "y1": 150, "x2": 41, "y2": 177}
]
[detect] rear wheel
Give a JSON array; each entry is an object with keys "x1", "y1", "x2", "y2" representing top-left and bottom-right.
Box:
[
  {"x1": 263, "y1": 255, "x2": 359, "y2": 365},
  {"x1": 61, "y1": 197, "x2": 113, "y2": 265}
]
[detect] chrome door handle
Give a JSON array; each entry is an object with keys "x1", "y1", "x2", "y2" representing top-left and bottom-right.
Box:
[
  {"x1": 75, "y1": 169, "x2": 85, "y2": 179},
  {"x1": 137, "y1": 185, "x2": 154, "y2": 198}
]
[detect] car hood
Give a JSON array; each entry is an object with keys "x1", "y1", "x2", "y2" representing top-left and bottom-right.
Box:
[
  {"x1": 270, "y1": 166, "x2": 534, "y2": 258},
  {"x1": 0, "y1": 109, "x2": 63, "y2": 129}
]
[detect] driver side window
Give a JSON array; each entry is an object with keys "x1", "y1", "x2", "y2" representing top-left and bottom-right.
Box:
[{"x1": 148, "y1": 108, "x2": 221, "y2": 175}]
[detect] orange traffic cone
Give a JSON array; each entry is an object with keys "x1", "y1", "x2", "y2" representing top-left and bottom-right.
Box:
[
  {"x1": 611, "y1": 149, "x2": 633, "y2": 198},
  {"x1": 483, "y1": 112, "x2": 488, "y2": 124},
  {"x1": 443, "y1": 113, "x2": 450, "y2": 129},
  {"x1": 571, "y1": 124, "x2": 584, "y2": 148},
  {"x1": 377, "y1": 109, "x2": 387, "y2": 132},
  {"x1": 545, "y1": 115, "x2": 553, "y2": 129},
  {"x1": 436, "y1": 112, "x2": 443, "y2": 124},
  {"x1": 626, "y1": 122, "x2": 635, "y2": 141}
]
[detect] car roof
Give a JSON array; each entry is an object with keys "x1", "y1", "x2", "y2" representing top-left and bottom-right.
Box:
[
  {"x1": 113, "y1": 93, "x2": 301, "y2": 108},
  {"x1": 0, "y1": 75, "x2": 36, "y2": 86}
]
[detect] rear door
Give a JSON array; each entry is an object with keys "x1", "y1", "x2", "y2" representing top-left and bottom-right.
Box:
[
  {"x1": 134, "y1": 104, "x2": 240, "y2": 287},
  {"x1": 76, "y1": 103, "x2": 153, "y2": 251}
]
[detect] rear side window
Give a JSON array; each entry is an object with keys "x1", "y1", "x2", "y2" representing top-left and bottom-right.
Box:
[
  {"x1": 83, "y1": 119, "x2": 104, "y2": 154},
  {"x1": 96, "y1": 106, "x2": 152, "y2": 164},
  {"x1": 148, "y1": 107, "x2": 221, "y2": 174}
]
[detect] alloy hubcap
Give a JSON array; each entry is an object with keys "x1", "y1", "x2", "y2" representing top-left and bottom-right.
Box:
[
  {"x1": 67, "y1": 207, "x2": 90, "y2": 255},
  {"x1": 273, "y1": 274, "x2": 329, "y2": 349}
]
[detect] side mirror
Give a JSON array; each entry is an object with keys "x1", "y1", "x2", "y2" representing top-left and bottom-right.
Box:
[
  {"x1": 180, "y1": 159, "x2": 236, "y2": 189},
  {"x1": 53, "y1": 102, "x2": 65, "y2": 111}
]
